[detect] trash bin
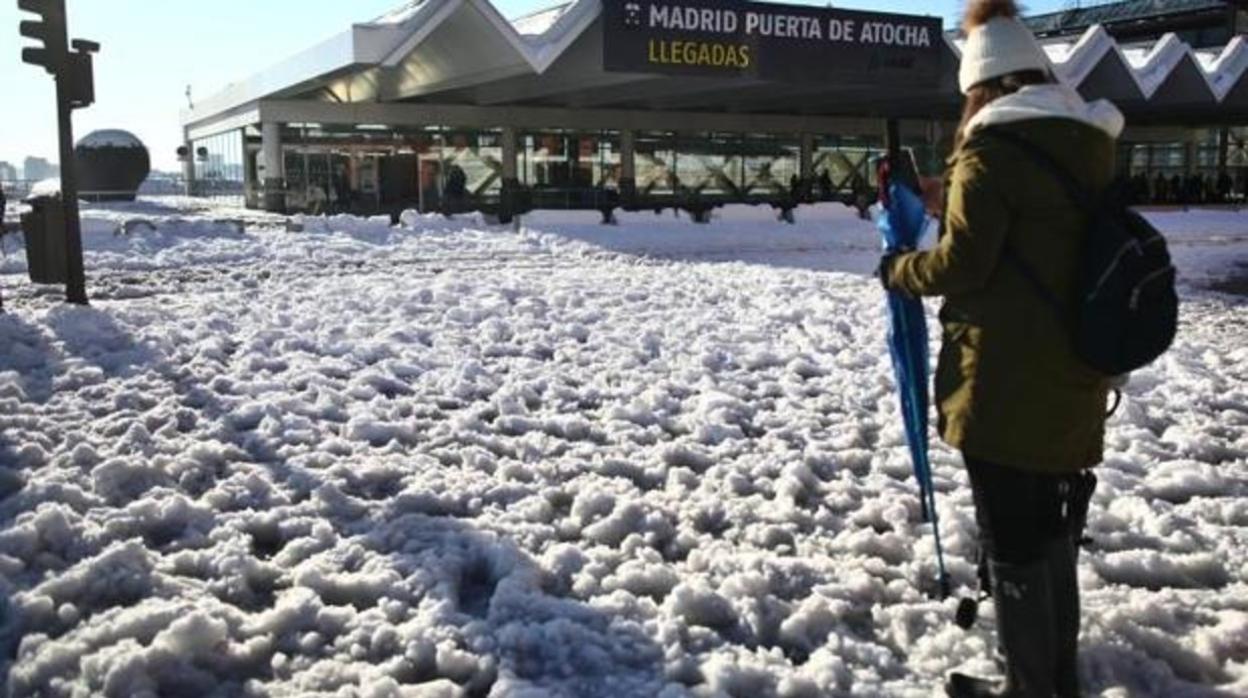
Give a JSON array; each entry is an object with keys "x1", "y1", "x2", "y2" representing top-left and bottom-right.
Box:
[{"x1": 20, "y1": 195, "x2": 68, "y2": 285}]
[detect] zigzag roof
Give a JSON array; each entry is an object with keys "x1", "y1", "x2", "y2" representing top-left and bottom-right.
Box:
[
  {"x1": 183, "y1": 0, "x2": 1248, "y2": 132},
  {"x1": 1024, "y1": 0, "x2": 1231, "y2": 37},
  {"x1": 952, "y1": 23, "x2": 1248, "y2": 104}
]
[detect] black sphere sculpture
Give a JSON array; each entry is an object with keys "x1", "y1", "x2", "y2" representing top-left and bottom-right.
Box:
[{"x1": 75, "y1": 130, "x2": 151, "y2": 202}]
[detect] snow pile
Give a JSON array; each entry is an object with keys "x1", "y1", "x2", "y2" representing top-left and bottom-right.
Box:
[
  {"x1": 0, "y1": 199, "x2": 1245, "y2": 696},
  {"x1": 1144, "y1": 209, "x2": 1248, "y2": 284}
]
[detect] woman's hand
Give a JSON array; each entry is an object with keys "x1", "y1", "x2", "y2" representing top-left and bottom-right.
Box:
[{"x1": 877, "y1": 249, "x2": 913, "y2": 292}]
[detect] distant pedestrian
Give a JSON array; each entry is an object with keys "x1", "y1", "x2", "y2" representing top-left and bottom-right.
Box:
[
  {"x1": 446, "y1": 164, "x2": 467, "y2": 201},
  {"x1": 1153, "y1": 172, "x2": 1167, "y2": 204},
  {"x1": 1184, "y1": 174, "x2": 1203, "y2": 206},
  {"x1": 333, "y1": 165, "x2": 352, "y2": 213},
  {"x1": 306, "y1": 184, "x2": 328, "y2": 216},
  {"x1": 851, "y1": 172, "x2": 872, "y2": 219},
  {"x1": 1217, "y1": 171, "x2": 1232, "y2": 204},
  {"x1": 817, "y1": 169, "x2": 833, "y2": 201}
]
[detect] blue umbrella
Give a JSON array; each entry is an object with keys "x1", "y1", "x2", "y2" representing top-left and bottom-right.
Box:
[{"x1": 877, "y1": 177, "x2": 951, "y2": 598}]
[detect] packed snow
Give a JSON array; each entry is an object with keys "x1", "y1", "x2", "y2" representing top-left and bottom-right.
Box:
[{"x1": 0, "y1": 198, "x2": 1246, "y2": 697}]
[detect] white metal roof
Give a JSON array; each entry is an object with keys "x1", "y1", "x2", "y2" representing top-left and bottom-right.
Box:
[
  {"x1": 955, "y1": 24, "x2": 1248, "y2": 102},
  {"x1": 183, "y1": 0, "x2": 1248, "y2": 134}
]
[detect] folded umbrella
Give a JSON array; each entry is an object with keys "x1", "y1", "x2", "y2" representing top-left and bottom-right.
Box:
[{"x1": 877, "y1": 167, "x2": 951, "y2": 599}]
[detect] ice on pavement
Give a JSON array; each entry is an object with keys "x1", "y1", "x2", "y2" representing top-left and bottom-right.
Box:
[{"x1": 0, "y1": 199, "x2": 1245, "y2": 697}]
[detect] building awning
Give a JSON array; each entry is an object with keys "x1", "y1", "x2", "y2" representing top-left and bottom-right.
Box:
[{"x1": 182, "y1": 0, "x2": 1248, "y2": 137}]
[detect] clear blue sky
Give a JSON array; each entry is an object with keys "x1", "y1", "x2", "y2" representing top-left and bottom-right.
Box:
[{"x1": 0, "y1": 0, "x2": 1069, "y2": 173}]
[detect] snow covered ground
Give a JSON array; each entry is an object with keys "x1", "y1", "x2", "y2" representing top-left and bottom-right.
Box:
[{"x1": 0, "y1": 199, "x2": 1245, "y2": 697}]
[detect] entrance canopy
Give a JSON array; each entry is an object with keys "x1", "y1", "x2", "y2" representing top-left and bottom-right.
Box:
[
  {"x1": 183, "y1": 0, "x2": 1248, "y2": 141},
  {"x1": 183, "y1": 0, "x2": 956, "y2": 141}
]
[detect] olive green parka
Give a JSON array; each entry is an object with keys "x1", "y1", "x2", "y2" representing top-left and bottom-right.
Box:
[{"x1": 887, "y1": 85, "x2": 1125, "y2": 474}]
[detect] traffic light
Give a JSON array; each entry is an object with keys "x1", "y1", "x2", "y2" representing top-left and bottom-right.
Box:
[
  {"x1": 17, "y1": 1, "x2": 98, "y2": 109},
  {"x1": 67, "y1": 39, "x2": 98, "y2": 108},
  {"x1": 17, "y1": 0, "x2": 67, "y2": 74}
]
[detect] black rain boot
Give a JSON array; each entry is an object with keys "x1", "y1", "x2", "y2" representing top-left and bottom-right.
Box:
[
  {"x1": 1048, "y1": 536, "x2": 1082, "y2": 698},
  {"x1": 946, "y1": 558, "x2": 1057, "y2": 697}
]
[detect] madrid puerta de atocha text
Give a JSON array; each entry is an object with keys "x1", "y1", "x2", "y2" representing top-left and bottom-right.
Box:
[{"x1": 633, "y1": 3, "x2": 935, "y2": 69}]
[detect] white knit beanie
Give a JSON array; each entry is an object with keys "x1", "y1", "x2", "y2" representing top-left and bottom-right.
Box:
[{"x1": 959, "y1": 11, "x2": 1050, "y2": 94}]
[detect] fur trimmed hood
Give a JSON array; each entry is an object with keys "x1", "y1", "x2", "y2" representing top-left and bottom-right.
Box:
[{"x1": 966, "y1": 84, "x2": 1125, "y2": 139}]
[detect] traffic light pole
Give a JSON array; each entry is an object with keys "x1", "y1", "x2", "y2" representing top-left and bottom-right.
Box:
[
  {"x1": 54, "y1": 68, "x2": 86, "y2": 304},
  {"x1": 18, "y1": 0, "x2": 95, "y2": 306}
]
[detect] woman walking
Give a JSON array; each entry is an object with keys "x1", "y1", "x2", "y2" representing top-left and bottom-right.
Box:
[{"x1": 880, "y1": 1, "x2": 1124, "y2": 695}]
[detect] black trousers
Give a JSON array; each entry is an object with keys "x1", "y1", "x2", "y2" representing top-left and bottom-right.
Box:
[{"x1": 965, "y1": 456, "x2": 1091, "y2": 566}]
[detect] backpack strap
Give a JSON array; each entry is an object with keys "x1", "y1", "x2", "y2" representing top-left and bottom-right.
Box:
[
  {"x1": 979, "y1": 127, "x2": 1097, "y2": 215},
  {"x1": 975, "y1": 127, "x2": 1090, "y2": 325}
]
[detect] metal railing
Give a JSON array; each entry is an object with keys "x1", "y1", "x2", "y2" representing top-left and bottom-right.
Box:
[
  {"x1": 3, "y1": 176, "x2": 189, "y2": 202},
  {"x1": 1, "y1": 180, "x2": 37, "y2": 201}
]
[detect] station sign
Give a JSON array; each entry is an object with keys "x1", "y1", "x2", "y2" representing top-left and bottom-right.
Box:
[{"x1": 603, "y1": 0, "x2": 944, "y2": 86}]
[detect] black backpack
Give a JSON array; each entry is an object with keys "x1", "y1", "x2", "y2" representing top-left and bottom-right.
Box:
[{"x1": 984, "y1": 128, "x2": 1179, "y2": 378}]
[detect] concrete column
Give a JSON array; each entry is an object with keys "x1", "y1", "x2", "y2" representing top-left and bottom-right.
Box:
[
  {"x1": 241, "y1": 131, "x2": 258, "y2": 209},
  {"x1": 501, "y1": 127, "x2": 519, "y2": 182},
  {"x1": 619, "y1": 130, "x2": 637, "y2": 204},
  {"x1": 1218, "y1": 126, "x2": 1231, "y2": 172},
  {"x1": 798, "y1": 133, "x2": 816, "y2": 204},
  {"x1": 800, "y1": 133, "x2": 815, "y2": 181},
  {"x1": 181, "y1": 140, "x2": 196, "y2": 196},
  {"x1": 261, "y1": 122, "x2": 285, "y2": 213},
  {"x1": 498, "y1": 128, "x2": 522, "y2": 223}
]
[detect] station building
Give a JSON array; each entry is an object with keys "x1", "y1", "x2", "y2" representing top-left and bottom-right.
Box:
[{"x1": 179, "y1": 0, "x2": 1248, "y2": 217}]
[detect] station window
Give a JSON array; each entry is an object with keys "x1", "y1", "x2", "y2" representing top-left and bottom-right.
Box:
[
  {"x1": 521, "y1": 132, "x2": 620, "y2": 187},
  {"x1": 635, "y1": 132, "x2": 676, "y2": 196},
  {"x1": 1225, "y1": 127, "x2": 1248, "y2": 202},
  {"x1": 812, "y1": 135, "x2": 885, "y2": 197},
  {"x1": 275, "y1": 124, "x2": 505, "y2": 213},
  {"x1": 635, "y1": 132, "x2": 800, "y2": 201},
  {"x1": 1229, "y1": 128, "x2": 1248, "y2": 168},
  {"x1": 741, "y1": 135, "x2": 799, "y2": 198},
  {"x1": 191, "y1": 130, "x2": 246, "y2": 203},
  {"x1": 1118, "y1": 136, "x2": 1247, "y2": 205}
]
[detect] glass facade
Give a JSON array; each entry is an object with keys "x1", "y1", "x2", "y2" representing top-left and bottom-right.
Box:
[
  {"x1": 276, "y1": 124, "x2": 504, "y2": 214},
  {"x1": 521, "y1": 130, "x2": 620, "y2": 208},
  {"x1": 197, "y1": 119, "x2": 1248, "y2": 213},
  {"x1": 635, "y1": 132, "x2": 675, "y2": 196},
  {"x1": 1229, "y1": 128, "x2": 1248, "y2": 168},
  {"x1": 1222, "y1": 127, "x2": 1248, "y2": 203},
  {"x1": 634, "y1": 132, "x2": 800, "y2": 200},
  {"x1": 191, "y1": 129, "x2": 246, "y2": 202},
  {"x1": 1121, "y1": 128, "x2": 1248, "y2": 205},
  {"x1": 741, "y1": 135, "x2": 800, "y2": 198},
  {"x1": 813, "y1": 135, "x2": 886, "y2": 202},
  {"x1": 257, "y1": 124, "x2": 844, "y2": 213}
]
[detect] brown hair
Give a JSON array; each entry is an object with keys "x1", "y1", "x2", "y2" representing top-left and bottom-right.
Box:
[{"x1": 955, "y1": 69, "x2": 1053, "y2": 150}]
